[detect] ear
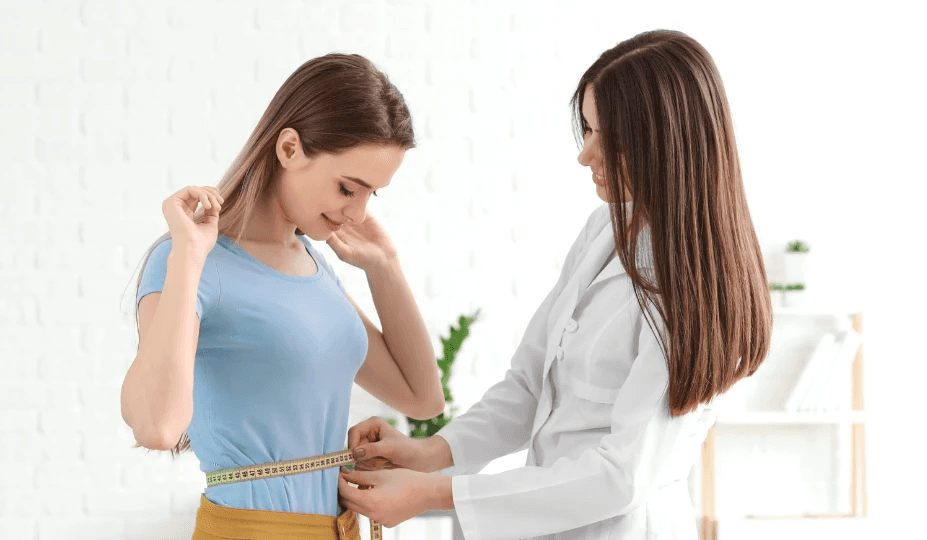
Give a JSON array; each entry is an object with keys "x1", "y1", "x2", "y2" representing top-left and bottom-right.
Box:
[{"x1": 275, "y1": 127, "x2": 308, "y2": 170}]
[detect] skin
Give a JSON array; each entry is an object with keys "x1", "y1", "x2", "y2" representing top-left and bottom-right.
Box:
[
  {"x1": 337, "y1": 85, "x2": 636, "y2": 526},
  {"x1": 240, "y1": 127, "x2": 402, "y2": 253}
]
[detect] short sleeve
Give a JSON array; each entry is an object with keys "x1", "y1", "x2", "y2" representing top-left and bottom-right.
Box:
[
  {"x1": 303, "y1": 239, "x2": 346, "y2": 294},
  {"x1": 136, "y1": 238, "x2": 218, "y2": 321}
]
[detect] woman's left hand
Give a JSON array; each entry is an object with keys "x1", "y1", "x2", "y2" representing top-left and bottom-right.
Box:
[
  {"x1": 326, "y1": 213, "x2": 398, "y2": 272},
  {"x1": 338, "y1": 466, "x2": 432, "y2": 528}
]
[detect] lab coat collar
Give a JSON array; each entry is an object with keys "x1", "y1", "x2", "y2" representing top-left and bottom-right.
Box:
[
  {"x1": 581, "y1": 210, "x2": 654, "y2": 292},
  {"x1": 586, "y1": 223, "x2": 653, "y2": 290},
  {"x1": 552, "y1": 204, "x2": 654, "y2": 332}
]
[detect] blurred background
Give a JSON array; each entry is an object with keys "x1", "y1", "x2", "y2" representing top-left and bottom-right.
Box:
[{"x1": 1, "y1": 0, "x2": 924, "y2": 538}]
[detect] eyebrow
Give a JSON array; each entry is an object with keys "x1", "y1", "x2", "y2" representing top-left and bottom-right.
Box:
[{"x1": 341, "y1": 175, "x2": 371, "y2": 189}]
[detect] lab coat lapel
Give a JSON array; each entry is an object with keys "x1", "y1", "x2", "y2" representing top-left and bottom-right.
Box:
[
  {"x1": 532, "y1": 224, "x2": 621, "y2": 441},
  {"x1": 547, "y1": 224, "x2": 619, "y2": 353}
]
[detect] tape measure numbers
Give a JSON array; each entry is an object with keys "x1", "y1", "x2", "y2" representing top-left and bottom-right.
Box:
[{"x1": 206, "y1": 448, "x2": 382, "y2": 539}]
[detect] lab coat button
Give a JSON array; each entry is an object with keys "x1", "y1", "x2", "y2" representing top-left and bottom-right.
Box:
[
  {"x1": 565, "y1": 318, "x2": 578, "y2": 332},
  {"x1": 555, "y1": 346, "x2": 564, "y2": 361}
]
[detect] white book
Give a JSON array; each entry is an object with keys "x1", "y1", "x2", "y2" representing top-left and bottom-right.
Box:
[
  {"x1": 807, "y1": 329, "x2": 862, "y2": 412},
  {"x1": 825, "y1": 357, "x2": 852, "y2": 412},
  {"x1": 797, "y1": 332, "x2": 842, "y2": 412},
  {"x1": 799, "y1": 332, "x2": 846, "y2": 413},
  {"x1": 801, "y1": 332, "x2": 845, "y2": 412},
  {"x1": 785, "y1": 332, "x2": 838, "y2": 412},
  {"x1": 817, "y1": 330, "x2": 862, "y2": 412}
]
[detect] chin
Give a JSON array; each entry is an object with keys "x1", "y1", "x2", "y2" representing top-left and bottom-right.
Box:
[{"x1": 301, "y1": 227, "x2": 332, "y2": 242}]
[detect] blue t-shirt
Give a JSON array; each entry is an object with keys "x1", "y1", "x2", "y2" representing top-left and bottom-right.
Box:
[{"x1": 136, "y1": 233, "x2": 368, "y2": 516}]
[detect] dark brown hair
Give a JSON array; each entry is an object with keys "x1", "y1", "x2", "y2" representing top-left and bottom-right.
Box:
[
  {"x1": 571, "y1": 30, "x2": 772, "y2": 416},
  {"x1": 128, "y1": 53, "x2": 415, "y2": 456}
]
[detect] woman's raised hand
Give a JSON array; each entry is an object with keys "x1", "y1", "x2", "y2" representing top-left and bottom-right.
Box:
[
  {"x1": 161, "y1": 185, "x2": 223, "y2": 261},
  {"x1": 325, "y1": 213, "x2": 398, "y2": 272},
  {"x1": 347, "y1": 416, "x2": 436, "y2": 473}
]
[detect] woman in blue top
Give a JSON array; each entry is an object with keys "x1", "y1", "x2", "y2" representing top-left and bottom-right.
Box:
[{"x1": 120, "y1": 54, "x2": 445, "y2": 539}]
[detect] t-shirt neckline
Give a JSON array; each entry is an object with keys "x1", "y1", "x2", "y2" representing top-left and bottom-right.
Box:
[{"x1": 216, "y1": 234, "x2": 324, "y2": 283}]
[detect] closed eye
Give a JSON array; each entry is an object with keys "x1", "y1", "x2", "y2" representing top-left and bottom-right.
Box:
[{"x1": 340, "y1": 182, "x2": 378, "y2": 198}]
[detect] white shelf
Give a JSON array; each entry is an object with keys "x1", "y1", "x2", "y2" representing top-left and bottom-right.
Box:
[
  {"x1": 772, "y1": 307, "x2": 860, "y2": 318},
  {"x1": 701, "y1": 308, "x2": 868, "y2": 535},
  {"x1": 715, "y1": 410, "x2": 865, "y2": 425},
  {"x1": 711, "y1": 515, "x2": 870, "y2": 540}
]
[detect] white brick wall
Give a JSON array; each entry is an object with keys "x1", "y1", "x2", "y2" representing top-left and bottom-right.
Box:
[{"x1": 2, "y1": 1, "x2": 924, "y2": 539}]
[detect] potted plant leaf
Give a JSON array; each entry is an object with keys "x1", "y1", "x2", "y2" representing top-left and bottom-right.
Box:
[{"x1": 405, "y1": 310, "x2": 480, "y2": 438}]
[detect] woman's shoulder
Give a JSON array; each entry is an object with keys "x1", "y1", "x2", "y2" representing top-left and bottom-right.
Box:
[{"x1": 145, "y1": 235, "x2": 228, "y2": 265}]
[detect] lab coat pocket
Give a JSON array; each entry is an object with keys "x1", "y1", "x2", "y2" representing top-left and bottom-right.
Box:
[
  {"x1": 569, "y1": 377, "x2": 619, "y2": 404},
  {"x1": 567, "y1": 305, "x2": 635, "y2": 406}
]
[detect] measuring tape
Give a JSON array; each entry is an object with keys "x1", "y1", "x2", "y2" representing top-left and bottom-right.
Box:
[{"x1": 206, "y1": 448, "x2": 382, "y2": 539}]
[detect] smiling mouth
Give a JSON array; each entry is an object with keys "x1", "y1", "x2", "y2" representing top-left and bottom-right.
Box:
[{"x1": 322, "y1": 214, "x2": 345, "y2": 229}]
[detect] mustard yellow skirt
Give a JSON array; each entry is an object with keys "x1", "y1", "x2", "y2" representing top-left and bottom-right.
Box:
[{"x1": 191, "y1": 493, "x2": 361, "y2": 540}]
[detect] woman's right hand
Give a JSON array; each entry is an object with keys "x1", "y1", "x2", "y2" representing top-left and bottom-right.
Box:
[
  {"x1": 161, "y1": 185, "x2": 224, "y2": 260},
  {"x1": 347, "y1": 416, "x2": 436, "y2": 473}
]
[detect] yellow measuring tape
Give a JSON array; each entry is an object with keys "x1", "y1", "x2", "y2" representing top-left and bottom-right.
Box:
[{"x1": 206, "y1": 448, "x2": 382, "y2": 539}]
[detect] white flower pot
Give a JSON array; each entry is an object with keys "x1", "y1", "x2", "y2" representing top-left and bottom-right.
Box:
[
  {"x1": 770, "y1": 291, "x2": 784, "y2": 308},
  {"x1": 783, "y1": 290, "x2": 807, "y2": 308},
  {"x1": 783, "y1": 252, "x2": 810, "y2": 285}
]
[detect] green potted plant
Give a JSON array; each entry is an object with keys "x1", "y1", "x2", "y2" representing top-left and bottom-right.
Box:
[
  {"x1": 405, "y1": 310, "x2": 480, "y2": 438},
  {"x1": 784, "y1": 240, "x2": 811, "y2": 286}
]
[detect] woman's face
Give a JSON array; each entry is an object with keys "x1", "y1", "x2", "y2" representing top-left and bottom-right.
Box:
[
  {"x1": 576, "y1": 86, "x2": 631, "y2": 203},
  {"x1": 276, "y1": 130, "x2": 405, "y2": 241}
]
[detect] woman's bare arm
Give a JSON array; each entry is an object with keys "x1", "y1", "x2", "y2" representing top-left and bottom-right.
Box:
[
  {"x1": 121, "y1": 247, "x2": 205, "y2": 450},
  {"x1": 352, "y1": 257, "x2": 444, "y2": 420}
]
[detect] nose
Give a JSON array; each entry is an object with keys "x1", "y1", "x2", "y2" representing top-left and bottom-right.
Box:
[
  {"x1": 577, "y1": 137, "x2": 598, "y2": 169},
  {"x1": 342, "y1": 198, "x2": 367, "y2": 225},
  {"x1": 577, "y1": 144, "x2": 590, "y2": 167}
]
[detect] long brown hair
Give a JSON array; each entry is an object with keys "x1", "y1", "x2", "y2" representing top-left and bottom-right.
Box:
[
  {"x1": 126, "y1": 53, "x2": 415, "y2": 456},
  {"x1": 571, "y1": 30, "x2": 772, "y2": 416}
]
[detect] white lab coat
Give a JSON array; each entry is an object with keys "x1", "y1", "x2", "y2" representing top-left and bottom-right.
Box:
[{"x1": 435, "y1": 203, "x2": 716, "y2": 540}]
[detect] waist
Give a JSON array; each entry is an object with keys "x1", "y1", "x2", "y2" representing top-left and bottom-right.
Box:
[
  {"x1": 203, "y1": 470, "x2": 339, "y2": 517},
  {"x1": 194, "y1": 493, "x2": 360, "y2": 540}
]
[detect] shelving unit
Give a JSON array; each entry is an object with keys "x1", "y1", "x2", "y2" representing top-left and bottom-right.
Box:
[
  {"x1": 698, "y1": 309, "x2": 867, "y2": 540},
  {"x1": 714, "y1": 411, "x2": 865, "y2": 425}
]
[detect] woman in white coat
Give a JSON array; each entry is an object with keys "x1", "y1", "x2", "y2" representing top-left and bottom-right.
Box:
[{"x1": 337, "y1": 29, "x2": 773, "y2": 539}]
